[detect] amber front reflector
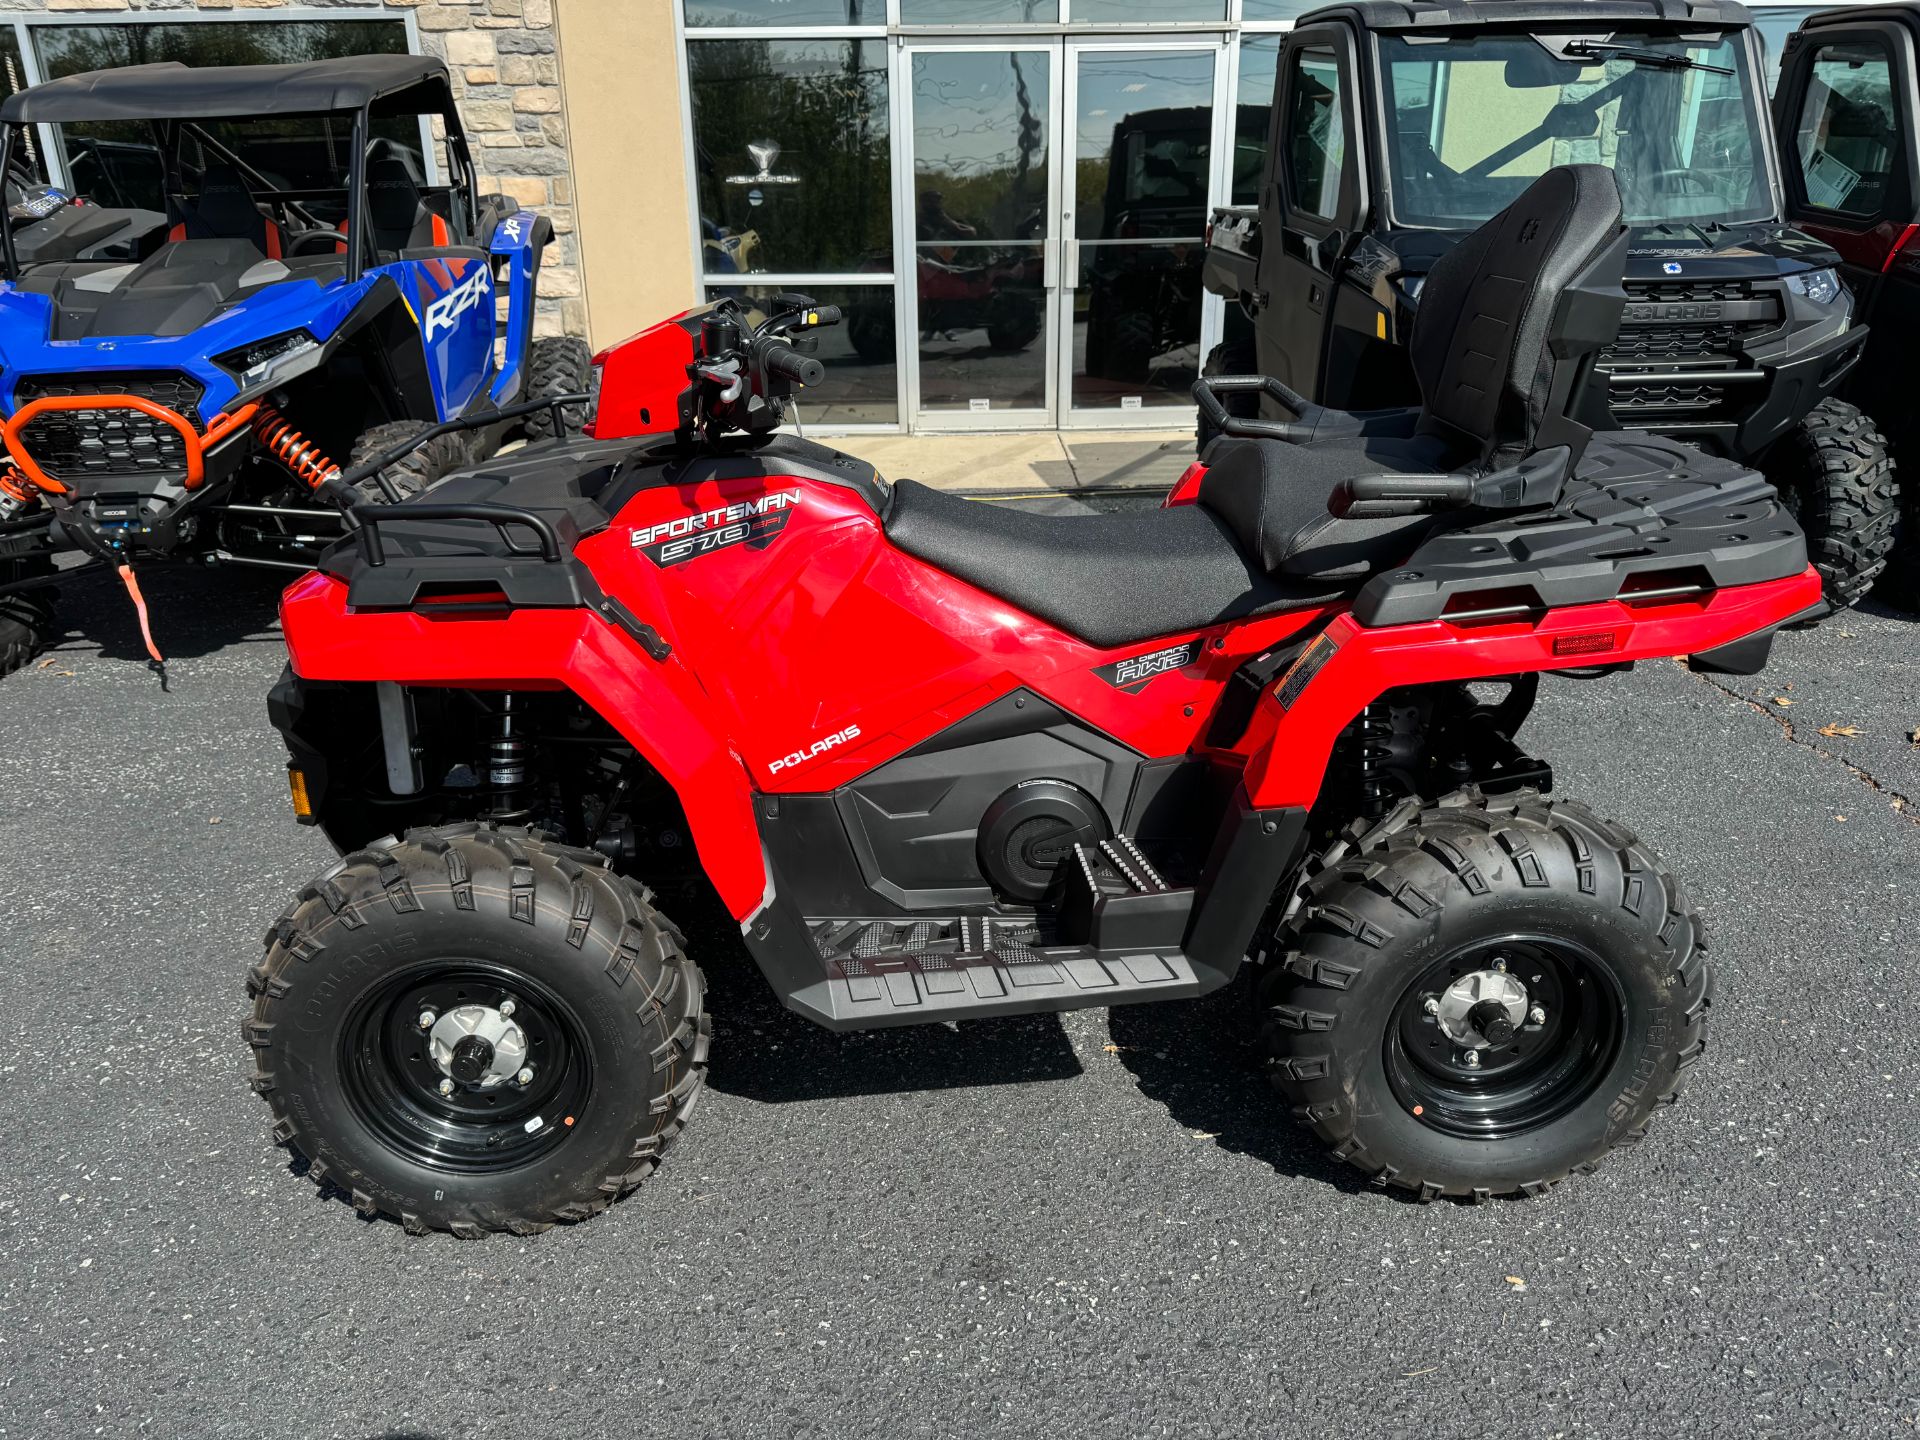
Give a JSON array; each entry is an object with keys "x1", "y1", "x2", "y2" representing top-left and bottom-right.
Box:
[
  {"x1": 287, "y1": 767, "x2": 313, "y2": 819},
  {"x1": 1552, "y1": 631, "x2": 1618, "y2": 657}
]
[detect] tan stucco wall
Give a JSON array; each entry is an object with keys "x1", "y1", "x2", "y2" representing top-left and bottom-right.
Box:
[{"x1": 555, "y1": 0, "x2": 698, "y2": 348}]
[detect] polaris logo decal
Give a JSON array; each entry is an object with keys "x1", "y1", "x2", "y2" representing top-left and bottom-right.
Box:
[
  {"x1": 768, "y1": 724, "x2": 861, "y2": 774},
  {"x1": 631, "y1": 489, "x2": 803, "y2": 566},
  {"x1": 1096, "y1": 640, "x2": 1202, "y2": 691},
  {"x1": 1662, "y1": 262, "x2": 1684, "y2": 275},
  {"x1": 423, "y1": 261, "x2": 490, "y2": 340}
]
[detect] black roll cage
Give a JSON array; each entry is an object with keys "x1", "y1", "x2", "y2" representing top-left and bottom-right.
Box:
[{"x1": 0, "y1": 80, "x2": 480, "y2": 285}]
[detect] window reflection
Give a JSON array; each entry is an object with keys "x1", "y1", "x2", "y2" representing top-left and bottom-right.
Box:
[
  {"x1": 684, "y1": 0, "x2": 884, "y2": 25},
  {"x1": 690, "y1": 39, "x2": 892, "y2": 276}
]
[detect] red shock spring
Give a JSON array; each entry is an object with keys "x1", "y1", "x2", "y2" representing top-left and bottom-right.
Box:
[{"x1": 252, "y1": 404, "x2": 340, "y2": 490}]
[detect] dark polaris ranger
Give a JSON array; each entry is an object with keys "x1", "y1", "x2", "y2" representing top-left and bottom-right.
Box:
[
  {"x1": 1202, "y1": 0, "x2": 1897, "y2": 609},
  {"x1": 1775, "y1": 1, "x2": 1920, "y2": 607}
]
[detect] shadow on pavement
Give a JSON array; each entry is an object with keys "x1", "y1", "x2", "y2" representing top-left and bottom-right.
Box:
[
  {"x1": 1106, "y1": 973, "x2": 1375, "y2": 1197},
  {"x1": 39, "y1": 558, "x2": 288, "y2": 664}
]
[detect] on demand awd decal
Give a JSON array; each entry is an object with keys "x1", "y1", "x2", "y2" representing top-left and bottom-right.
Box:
[
  {"x1": 1095, "y1": 639, "x2": 1202, "y2": 691},
  {"x1": 632, "y1": 490, "x2": 802, "y2": 567}
]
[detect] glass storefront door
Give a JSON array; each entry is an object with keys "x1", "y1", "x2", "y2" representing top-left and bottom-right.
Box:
[
  {"x1": 901, "y1": 36, "x2": 1231, "y2": 430},
  {"x1": 1062, "y1": 41, "x2": 1229, "y2": 422},
  {"x1": 903, "y1": 41, "x2": 1063, "y2": 428}
]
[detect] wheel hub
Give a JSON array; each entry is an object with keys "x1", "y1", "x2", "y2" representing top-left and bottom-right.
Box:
[
  {"x1": 1433, "y1": 967, "x2": 1530, "y2": 1052},
  {"x1": 427, "y1": 1004, "x2": 528, "y2": 1090}
]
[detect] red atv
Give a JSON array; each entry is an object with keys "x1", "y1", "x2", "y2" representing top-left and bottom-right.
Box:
[{"x1": 247, "y1": 168, "x2": 1819, "y2": 1236}]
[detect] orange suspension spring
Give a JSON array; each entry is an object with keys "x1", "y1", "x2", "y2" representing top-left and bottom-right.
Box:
[
  {"x1": 0, "y1": 465, "x2": 37, "y2": 514},
  {"x1": 253, "y1": 404, "x2": 340, "y2": 490}
]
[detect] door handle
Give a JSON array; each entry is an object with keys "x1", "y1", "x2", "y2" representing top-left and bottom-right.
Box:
[{"x1": 1308, "y1": 282, "x2": 1325, "y2": 311}]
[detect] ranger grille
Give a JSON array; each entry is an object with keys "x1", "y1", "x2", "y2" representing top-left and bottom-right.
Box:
[
  {"x1": 11, "y1": 370, "x2": 206, "y2": 485},
  {"x1": 1601, "y1": 277, "x2": 1783, "y2": 423}
]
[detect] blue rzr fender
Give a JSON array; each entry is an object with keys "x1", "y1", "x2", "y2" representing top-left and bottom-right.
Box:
[
  {"x1": 375, "y1": 252, "x2": 496, "y2": 421},
  {"x1": 485, "y1": 208, "x2": 548, "y2": 407}
]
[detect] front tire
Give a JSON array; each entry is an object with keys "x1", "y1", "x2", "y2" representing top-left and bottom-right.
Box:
[
  {"x1": 246, "y1": 825, "x2": 709, "y2": 1236},
  {"x1": 1259, "y1": 789, "x2": 1709, "y2": 1200},
  {"x1": 0, "y1": 553, "x2": 56, "y2": 678},
  {"x1": 520, "y1": 335, "x2": 594, "y2": 439},
  {"x1": 348, "y1": 421, "x2": 468, "y2": 503},
  {"x1": 1762, "y1": 398, "x2": 1897, "y2": 610}
]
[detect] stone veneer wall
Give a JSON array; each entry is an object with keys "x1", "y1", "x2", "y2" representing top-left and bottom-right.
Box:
[{"x1": 10, "y1": 0, "x2": 584, "y2": 337}]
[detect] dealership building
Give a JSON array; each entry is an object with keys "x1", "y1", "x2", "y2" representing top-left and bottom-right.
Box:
[{"x1": 0, "y1": 0, "x2": 1860, "y2": 435}]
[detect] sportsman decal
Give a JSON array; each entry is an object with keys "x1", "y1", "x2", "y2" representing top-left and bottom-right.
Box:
[
  {"x1": 1094, "y1": 639, "x2": 1202, "y2": 691},
  {"x1": 630, "y1": 489, "x2": 803, "y2": 567}
]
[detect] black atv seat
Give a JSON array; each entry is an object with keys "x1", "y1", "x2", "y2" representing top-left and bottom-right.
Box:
[
  {"x1": 884, "y1": 479, "x2": 1340, "y2": 649},
  {"x1": 1196, "y1": 163, "x2": 1626, "y2": 580}
]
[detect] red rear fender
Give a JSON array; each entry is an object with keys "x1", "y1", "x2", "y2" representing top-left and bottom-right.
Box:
[{"x1": 1234, "y1": 568, "x2": 1823, "y2": 810}]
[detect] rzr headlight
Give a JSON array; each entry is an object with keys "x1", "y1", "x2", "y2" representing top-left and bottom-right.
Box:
[{"x1": 214, "y1": 330, "x2": 319, "y2": 389}]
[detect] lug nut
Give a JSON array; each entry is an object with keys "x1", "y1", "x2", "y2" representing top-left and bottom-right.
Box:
[
  {"x1": 417, "y1": 1009, "x2": 436, "y2": 1030},
  {"x1": 1423, "y1": 996, "x2": 1440, "y2": 1016},
  {"x1": 1528, "y1": 1005, "x2": 1547, "y2": 1025},
  {"x1": 1463, "y1": 1050, "x2": 1482, "y2": 1069},
  {"x1": 1492, "y1": 957, "x2": 1508, "y2": 973},
  {"x1": 499, "y1": 999, "x2": 516, "y2": 1018},
  {"x1": 437, "y1": 1077, "x2": 454, "y2": 1096},
  {"x1": 516, "y1": 1067, "x2": 534, "y2": 1086}
]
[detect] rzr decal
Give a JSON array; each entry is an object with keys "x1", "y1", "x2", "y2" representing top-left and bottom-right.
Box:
[
  {"x1": 423, "y1": 260, "x2": 489, "y2": 340},
  {"x1": 768, "y1": 724, "x2": 861, "y2": 774},
  {"x1": 631, "y1": 489, "x2": 803, "y2": 567},
  {"x1": 1095, "y1": 639, "x2": 1202, "y2": 691}
]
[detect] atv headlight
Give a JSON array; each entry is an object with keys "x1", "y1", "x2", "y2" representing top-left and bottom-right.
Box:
[
  {"x1": 1786, "y1": 267, "x2": 1846, "y2": 308},
  {"x1": 215, "y1": 330, "x2": 319, "y2": 389}
]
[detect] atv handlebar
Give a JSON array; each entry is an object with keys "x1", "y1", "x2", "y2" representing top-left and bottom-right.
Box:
[{"x1": 758, "y1": 341, "x2": 825, "y2": 388}]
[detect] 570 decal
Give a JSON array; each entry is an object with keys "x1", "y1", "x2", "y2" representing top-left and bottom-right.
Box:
[{"x1": 631, "y1": 489, "x2": 803, "y2": 567}]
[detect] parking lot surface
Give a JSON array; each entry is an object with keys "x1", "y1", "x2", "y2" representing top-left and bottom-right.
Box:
[{"x1": 0, "y1": 563, "x2": 1915, "y2": 1440}]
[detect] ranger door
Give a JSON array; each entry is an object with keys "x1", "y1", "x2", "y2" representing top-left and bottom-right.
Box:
[
  {"x1": 1776, "y1": 15, "x2": 1920, "y2": 432},
  {"x1": 1255, "y1": 26, "x2": 1364, "y2": 399}
]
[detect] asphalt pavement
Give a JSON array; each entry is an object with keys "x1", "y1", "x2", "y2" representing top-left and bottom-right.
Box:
[{"x1": 0, "y1": 557, "x2": 1915, "y2": 1440}]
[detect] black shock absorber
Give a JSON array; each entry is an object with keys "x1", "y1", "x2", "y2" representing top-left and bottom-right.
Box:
[
  {"x1": 486, "y1": 694, "x2": 532, "y2": 823},
  {"x1": 1343, "y1": 702, "x2": 1400, "y2": 820}
]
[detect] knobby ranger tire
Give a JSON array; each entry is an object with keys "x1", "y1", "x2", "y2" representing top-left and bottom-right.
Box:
[
  {"x1": 1196, "y1": 339, "x2": 1258, "y2": 454},
  {"x1": 1258, "y1": 788, "x2": 1710, "y2": 1201},
  {"x1": 1763, "y1": 398, "x2": 1897, "y2": 610},
  {"x1": 245, "y1": 824, "x2": 709, "y2": 1236},
  {"x1": 520, "y1": 335, "x2": 594, "y2": 438},
  {"x1": 347, "y1": 420, "x2": 468, "y2": 503}
]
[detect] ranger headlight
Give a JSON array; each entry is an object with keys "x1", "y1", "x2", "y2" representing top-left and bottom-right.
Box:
[{"x1": 1785, "y1": 267, "x2": 1846, "y2": 308}]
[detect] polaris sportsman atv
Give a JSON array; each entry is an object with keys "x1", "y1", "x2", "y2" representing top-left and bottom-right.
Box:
[
  {"x1": 0, "y1": 55, "x2": 590, "y2": 677},
  {"x1": 1202, "y1": 0, "x2": 1896, "y2": 611},
  {"x1": 249, "y1": 168, "x2": 1819, "y2": 1236}
]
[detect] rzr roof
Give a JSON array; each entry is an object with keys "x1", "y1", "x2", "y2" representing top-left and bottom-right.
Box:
[{"x1": 0, "y1": 54, "x2": 450, "y2": 124}]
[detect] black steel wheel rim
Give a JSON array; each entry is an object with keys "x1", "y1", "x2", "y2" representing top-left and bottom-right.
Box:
[
  {"x1": 1384, "y1": 936, "x2": 1624, "y2": 1141},
  {"x1": 340, "y1": 962, "x2": 594, "y2": 1174}
]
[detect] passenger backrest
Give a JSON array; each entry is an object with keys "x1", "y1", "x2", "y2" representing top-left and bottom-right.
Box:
[{"x1": 1409, "y1": 164, "x2": 1626, "y2": 465}]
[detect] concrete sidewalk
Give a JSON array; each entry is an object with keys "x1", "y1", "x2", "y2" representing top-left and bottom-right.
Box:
[{"x1": 833, "y1": 428, "x2": 1196, "y2": 496}]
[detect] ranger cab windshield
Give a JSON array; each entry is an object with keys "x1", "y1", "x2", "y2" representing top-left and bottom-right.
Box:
[{"x1": 1378, "y1": 32, "x2": 1774, "y2": 229}]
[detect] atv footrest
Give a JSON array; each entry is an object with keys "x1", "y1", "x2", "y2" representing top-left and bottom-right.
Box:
[
  {"x1": 805, "y1": 913, "x2": 1200, "y2": 1024},
  {"x1": 1057, "y1": 835, "x2": 1193, "y2": 950}
]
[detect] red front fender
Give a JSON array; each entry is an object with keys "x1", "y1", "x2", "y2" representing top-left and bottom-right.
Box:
[{"x1": 279, "y1": 572, "x2": 771, "y2": 921}]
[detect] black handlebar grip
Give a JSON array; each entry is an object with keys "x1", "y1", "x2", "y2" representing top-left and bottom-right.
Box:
[
  {"x1": 807, "y1": 304, "x2": 843, "y2": 327},
  {"x1": 764, "y1": 344, "x2": 826, "y2": 387}
]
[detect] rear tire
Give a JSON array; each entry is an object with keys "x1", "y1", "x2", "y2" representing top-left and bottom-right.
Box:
[
  {"x1": 0, "y1": 553, "x2": 56, "y2": 678},
  {"x1": 520, "y1": 335, "x2": 594, "y2": 439},
  {"x1": 1258, "y1": 789, "x2": 1709, "y2": 1200},
  {"x1": 1762, "y1": 398, "x2": 1897, "y2": 610},
  {"x1": 348, "y1": 421, "x2": 467, "y2": 503},
  {"x1": 246, "y1": 824, "x2": 710, "y2": 1236}
]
